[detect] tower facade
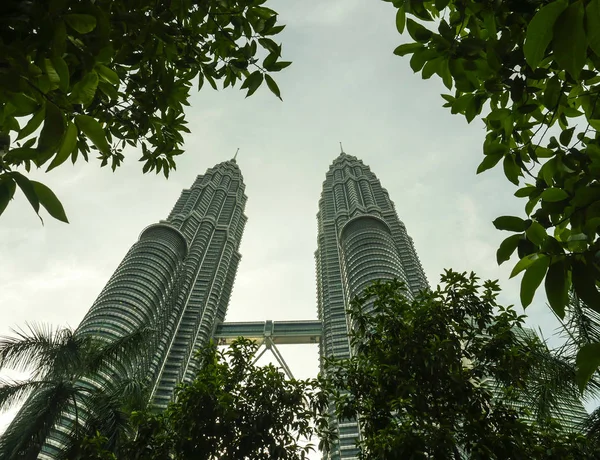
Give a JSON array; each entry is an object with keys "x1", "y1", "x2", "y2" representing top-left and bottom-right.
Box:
[
  {"x1": 36, "y1": 159, "x2": 247, "y2": 458},
  {"x1": 315, "y1": 152, "x2": 428, "y2": 460}
]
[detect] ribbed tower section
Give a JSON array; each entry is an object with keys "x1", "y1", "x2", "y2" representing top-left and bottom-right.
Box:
[
  {"x1": 150, "y1": 159, "x2": 247, "y2": 408},
  {"x1": 316, "y1": 152, "x2": 428, "y2": 460},
  {"x1": 31, "y1": 159, "x2": 246, "y2": 459}
]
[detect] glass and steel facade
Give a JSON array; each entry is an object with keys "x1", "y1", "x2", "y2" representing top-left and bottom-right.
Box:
[
  {"x1": 315, "y1": 152, "x2": 428, "y2": 460},
  {"x1": 33, "y1": 159, "x2": 247, "y2": 458}
]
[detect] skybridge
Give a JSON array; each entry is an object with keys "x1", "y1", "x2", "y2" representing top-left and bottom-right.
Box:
[{"x1": 213, "y1": 320, "x2": 322, "y2": 379}]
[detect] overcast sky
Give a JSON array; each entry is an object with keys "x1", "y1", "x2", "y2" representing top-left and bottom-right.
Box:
[{"x1": 0, "y1": 0, "x2": 574, "y2": 441}]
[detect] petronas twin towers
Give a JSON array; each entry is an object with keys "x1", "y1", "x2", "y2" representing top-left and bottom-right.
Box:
[{"x1": 42, "y1": 151, "x2": 428, "y2": 460}]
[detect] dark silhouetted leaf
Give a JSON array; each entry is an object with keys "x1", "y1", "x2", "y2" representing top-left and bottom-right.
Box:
[
  {"x1": 75, "y1": 115, "x2": 111, "y2": 155},
  {"x1": 64, "y1": 14, "x2": 97, "y2": 34},
  {"x1": 31, "y1": 181, "x2": 68, "y2": 223},
  {"x1": 545, "y1": 258, "x2": 568, "y2": 319},
  {"x1": 576, "y1": 343, "x2": 600, "y2": 391},
  {"x1": 553, "y1": 2, "x2": 586, "y2": 78},
  {"x1": 524, "y1": 0, "x2": 568, "y2": 69},
  {"x1": 493, "y1": 216, "x2": 530, "y2": 232},
  {"x1": 497, "y1": 234, "x2": 521, "y2": 264},
  {"x1": 520, "y1": 255, "x2": 549, "y2": 307}
]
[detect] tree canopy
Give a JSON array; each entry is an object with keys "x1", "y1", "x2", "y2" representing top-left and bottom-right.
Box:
[
  {"x1": 0, "y1": 0, "x2": 288, "y2": 222},
  {"x1": 117, "y1": 338, "x2": 331, "y2": 460},
  {"x1": 323, "y1": 273, "x2": 600, "y2": 459},
  {"x1": 387, "y1": 0, "x2": 600, "y2": 387},
  {"x1": 0, "y1": 323, "x2": 151, "y2": 459}
]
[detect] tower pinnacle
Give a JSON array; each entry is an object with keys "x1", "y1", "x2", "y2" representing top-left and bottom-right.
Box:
[
  {"x1": 339, "y1": 142, "x2": 344, "y2": 154},
  {"x1": 233, "y1": 148, "x2": 239, "y2": 162}
]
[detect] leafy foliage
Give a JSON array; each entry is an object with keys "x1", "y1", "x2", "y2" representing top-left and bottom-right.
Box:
[
  {"x1": 121, "y1": 338, "x2": 331, "y2": 460},
  {"x1": 323, "y1": 273, "x2": 600, "y2": 459},
  {"x1": 0, "y1": 0, "x2": 288, "y2": 221},
  {"x1": 387, "y1": 0, "x2": 600, "y2": 386},
  {"x1": 0, "y1": 323, "x2": 152, "y2": 459}
]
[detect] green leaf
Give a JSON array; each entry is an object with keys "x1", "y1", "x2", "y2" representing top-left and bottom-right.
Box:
[
  {"x1": 483, "y1": 139, "x2": 509, "y2": 156},
  {"x1": 98, "y1": 81, "x2": 118, "y2": 101},
  {"x1": 572, "y1": 259, "x2": 600, "y2": 312},
  {"x1": 47, "y1": 122, "x2": 78, "y2": 172},
  {"x1": 96, "y1": 65, "x2": 119, "y2": 86},
  {"x1": 31, "y1": 181, "x2": 68, "y2": 223},
  {"x1": 64, "y1": 14, "x2": 97, "y2": 34},
  {"x1": 71, "y1": 72, "x2": 99, "y2": 106},
  {"x1": 44, "y1": 59, "x2": 60, "y2": 88},
  {"x1": 4, "y1": 148, "x2": 39, "y2": 163},
  {"x1": 17, "y1": 105, "x2": 45, "y2": 141},
  {"x1": 53, "y1": 20, "x2": 67, "y2": 56},
  {"x1": 545, "y1": 258, "x2": 568, "y2": 319},
  {"x1": 576, "y1": 343, "x2": 600, "y2": 391},
  {"x1": 51, "y1": 56, "x2": 70, "y2": 93},
  {"x1": 526, "y1": 221, "x2": 547, "y2": 246},
  {"x1": 553, "y1": 2, "x2": 586, "y2": 79},
  {"x1": 493, "y1": 216, "x2": 530, "y2": 232},
  {"x1": 393, "y1": 43, "x2": 423, "y2": 57},
  {"x1": 497, "y1": 234, "x2": 521, "y2": 265},
  {"x1": 406, "y1": 19, "x2": 432, "y2": 43},
  {"x1": 503, "y1": 154, "x2": 520, "y2": 185},
  {"x1": 520, "y1": 255, "x2": 549, "y2": 307},
  {"x1": 515, "y1": 186, "x2": 537, "y2": 198},
  {"x1": 540, "y1": 157, "x2": 557, "y2": 186},
  {"x1": 587, "y1": 0, "x2": 600, "y2": 58},
  {"x1": 524, "y1": 0, "x2": 568, "y2": 69},
  {"x1": 476, "y1": 152, "x2": 503, "y2": 174},
  {"x1": 543, "y1": 76, "x2": 561, "y2": 108},
  {"x1": 36, "y1": 102, "x2": 65, "y2": 158},
  {"x1": 243, "y1": 71, "x2": 263, "y2": 98},
  {"x1": 525, "y1": 195, "x2": 540, "y2": 216},
  {"x1": 410, "y1": 48, "x2": 429, "y2": 72},
  {"x1": 510, "y1": 254, "x2": 539, "y2": 278},
  {"x1": 541, "y1": 187, "x2": 569, "y2": 202},
  {"x1": 396, "y1": 6, "x2": 406, "y2": 34},
  {"x1": 267, "y1": 61, "x2": 291, "y2": 72},
  {"x1": 439, "y1": 59, "x2": 452, "y2": 90},
  {"x1": 75, "y1": 115, "x2": 111, "y2": 155},
  {"x1": 264, "y1": 75, "x2": 281, "y2": 101},
  {"x1": 422, "y1": 58, "x2": 441, "y2": 80},
  {"x1": 11, "y1": 172, "x2": 39, "y2": 214},
  {"x1": 559, "y1": 127, "x2": 575, "y2": 146},
  {"x1": 0, "y1": 177, "x2": 16, "y2": 216},
  {"x1": 6, "y1": 93, "x2": 38, "y2": 116}
]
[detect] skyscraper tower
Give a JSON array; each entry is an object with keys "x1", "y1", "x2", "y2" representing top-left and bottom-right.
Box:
[
  {"x1": 315, "y1": 151, "x2": 428, "y2": 460},
  {"x1": 34, "y1": 159, "x2": 247, "y2": 458}
]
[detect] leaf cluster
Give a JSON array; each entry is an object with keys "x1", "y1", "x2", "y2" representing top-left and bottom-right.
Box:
[
  {"x1": 389, "y1": 0, "x2": 600, "y2": 390},
  {"x1": 323, "y1": 273, "x2": 600, "y2": 459},
  {"x1": 0, "y1": 0, "x2": 288, "y2": 221},
  {"x1": 121, "y1": 338, "x2": 332, "y2": 460}
]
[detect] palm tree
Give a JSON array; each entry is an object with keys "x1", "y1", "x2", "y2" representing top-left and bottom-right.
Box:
[
  {"x1": 498, "y1": 293, "x2": 600, "y2": 441},
  {"x1": 0, "y1": 323, "x2": 153, "y2": 459},
  {"x1": 511, "y1": 327, "x2": 600, "y2": 430},
  {"x1": 559, "y1": 294, "x2": 600, "y2": 445}
]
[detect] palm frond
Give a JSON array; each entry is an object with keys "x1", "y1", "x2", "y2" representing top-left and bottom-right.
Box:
[
  {"x1": 0, "y1": 323, "x2": 87, "y2": 380},
  {"x1": 57, "y1": 376, "x2": 150, "y2": 458},
  {"x1": 0, "y1": 381, "x2": 77, "y2": 460},
  {"x1": 584, "y1": 406, "x2": 600, "y2": 445},
  {"x1": 0, "y1": 323, "x2": 61, "y2": 374},
  {"x1": 84, "y1": 325, "x2": 156, "y2": 376},
  {"x1": 0, "y1": 377, "x2": 52, "y2": 412},
  {"x1": 514, "y1": 328, "x2": 590, "y2": 428}
]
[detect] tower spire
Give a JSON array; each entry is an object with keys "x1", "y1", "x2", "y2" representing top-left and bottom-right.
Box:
[
  {"x1": 233, "y1": 148, "x2": 239, "y2": 162},
  {"x1": 339, "y1": 142, "x2": 344, "y2": 154}
]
